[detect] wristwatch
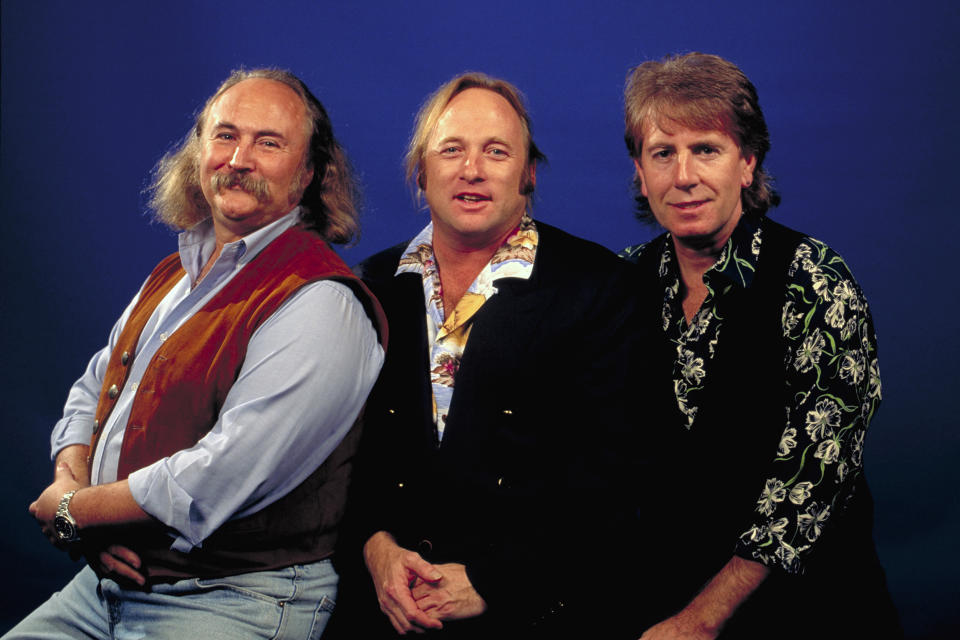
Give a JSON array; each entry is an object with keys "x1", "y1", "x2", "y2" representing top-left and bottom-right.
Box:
[{"x1": 54, "y1": 489, "x2": 81, "y2": 543}]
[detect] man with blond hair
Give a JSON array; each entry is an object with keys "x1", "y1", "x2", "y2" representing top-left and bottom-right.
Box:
[
  {"x1": 7, "y1": 69, "x2": 385, "y2": 639},
  {"x1": 331, "y1": 73, "x2": 644, "y2": 639}
]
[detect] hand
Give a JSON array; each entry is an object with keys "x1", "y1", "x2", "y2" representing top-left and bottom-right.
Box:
[
  {"x1": 90, "y1": 544, "x2": 147, "y2": 588},
  {"x1": 29, "y1": 462, "x2": 83, "y2": 548},
  {"x1": 411, "y1": 562, "x2": 487, "y2": 622},
  {"x1": 363, "y1": 532, "x2": 444, "y2": 634},
  {"x1": 640, "y1": 612, "x2": 718, "y2": 640}
]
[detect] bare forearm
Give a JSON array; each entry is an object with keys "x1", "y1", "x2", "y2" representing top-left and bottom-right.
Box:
[
  {"x1": 682, "y1": 556, "x2": 770, "y2": 634},
  {"x1": 54, "y1": 444, "x2": 90, "y2": 484},
  {"x1": 71, "y1": 480, "x2": 154, "y2": 530}
]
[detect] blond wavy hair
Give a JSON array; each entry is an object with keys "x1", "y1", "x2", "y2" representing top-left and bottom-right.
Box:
[{"x1": 404, "y1": 72, "x2": 546, "y2": 209}]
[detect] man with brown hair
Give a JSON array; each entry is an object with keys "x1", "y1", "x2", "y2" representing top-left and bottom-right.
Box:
[
  {"x1": 7, "y1": 69, "x2": 385, "y2": 639},
  {"x1": 621, "y1": 52, "x2": 900, "y2": 639}
]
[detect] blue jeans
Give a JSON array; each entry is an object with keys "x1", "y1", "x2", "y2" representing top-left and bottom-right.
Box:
[{"x1": 3, "y1": 561, "x2": 337, "y2": 640}]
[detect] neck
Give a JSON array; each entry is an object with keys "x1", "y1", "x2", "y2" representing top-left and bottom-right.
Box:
[
  {"x1": 431, "y1": 222, "x2": 517, "y2": 320},
  {"x1": 671, "y1": 235, "x2": 727, "y2": 325}
]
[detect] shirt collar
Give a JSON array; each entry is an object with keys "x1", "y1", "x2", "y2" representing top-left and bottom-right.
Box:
[
  {"x1": 395, "y1": 214, "x2": 539, "y2": 280},
  {"x1": 660, "y1": 214, "x2": 765, "y2": 291},
  {"x1": 178, "y1": 207, "x2": 304, "y2": 282}
]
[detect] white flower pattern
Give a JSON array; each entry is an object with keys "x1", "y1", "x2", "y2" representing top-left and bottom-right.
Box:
[{"x1": 620, "y1": 217, "x2": 881, "y2": 575}]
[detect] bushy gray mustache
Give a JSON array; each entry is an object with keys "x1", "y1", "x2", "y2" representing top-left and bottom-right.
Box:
[{"x1": 210, "y1": 172, "x2": 271, "y2": 202}]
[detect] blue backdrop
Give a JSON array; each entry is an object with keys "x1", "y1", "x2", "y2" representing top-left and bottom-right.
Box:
[{"x1": 2, "y1": 1, "x2": 958, "y2": 637}]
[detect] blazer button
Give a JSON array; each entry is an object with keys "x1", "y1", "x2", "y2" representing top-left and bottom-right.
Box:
[
  {"x1": 107, "y1": 384, "x2": 119, "y2": 399},
  {"x1": 121, "y1": 351, "x2": 130, "y2": 366}
]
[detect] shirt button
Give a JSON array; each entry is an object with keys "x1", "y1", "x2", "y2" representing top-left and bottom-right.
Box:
[
  {"x1": 107, "y1": 384, "x2": 119, "y2": 399},
  {"x1": 121, "y1": 351, "x2": 130, "y2": 366},
  {"x1": 159, "y1": 332, "x2": 168, "y2": 342},
  {"x1": 131, "y1": 381, "x2": 139, "y2": 391}
]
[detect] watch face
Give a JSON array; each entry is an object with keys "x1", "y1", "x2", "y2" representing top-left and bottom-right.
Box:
[{"x1": 54, "y1": 515, "x2": 76, "y2": 541}]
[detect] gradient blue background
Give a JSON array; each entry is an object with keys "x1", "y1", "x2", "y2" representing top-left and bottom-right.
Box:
[{"x1": 2, "y1": 1, "x2": 957, "y2": 637}]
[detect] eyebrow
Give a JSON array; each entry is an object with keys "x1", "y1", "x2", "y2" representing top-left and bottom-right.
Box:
[
  {"x1": 434, "y1": 135, "x2": 513, "y2": 148},
  {"x1": 211, "y1": 121, "x2": 288, "y2": 141}
]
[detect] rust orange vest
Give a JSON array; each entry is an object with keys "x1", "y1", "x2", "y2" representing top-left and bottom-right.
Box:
[{"x1": 89, "y1": 225, "x2": 386, "y2": 581}]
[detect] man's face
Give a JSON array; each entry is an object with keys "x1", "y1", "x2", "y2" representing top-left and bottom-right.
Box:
[
  {"x1": 422, "y1": 88, "x2": 532, "y2": 250},
  {"x1": 199, "y1": 78, "x2": 313, "y2": 243},
  {"x1": 634, "y1": 122, "x2": 755, "y2": 252}
]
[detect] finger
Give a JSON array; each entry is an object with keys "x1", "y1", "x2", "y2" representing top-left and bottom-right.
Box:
[
  {"x1": 28, "y1": 501, "x2": 39, "y2": 518},
  {"x1": 384, "y1": 608, "x2": 411, "y2": 634},
  {"x1": 106, "y1": 545, "x2": 142, "y2": 569},
  {"x1": 385, "y1": 584, "x2": 442, "y2": 631},
  {"x1": 405, "y1": 554, "x2": 443, "y2": 583},
  {"x1": 99, "y1": 550, "x2": 147, "y2": 587}
]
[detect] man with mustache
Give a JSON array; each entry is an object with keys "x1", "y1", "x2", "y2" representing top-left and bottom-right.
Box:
[
  {"x1": 330, "y1": 73, "x2": 644, "y2": 639},
  {"x1": 6, "y1": 69, "x2": 386, "y2": 639}
]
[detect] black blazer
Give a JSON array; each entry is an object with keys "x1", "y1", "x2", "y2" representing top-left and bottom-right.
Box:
[{"x1": 337, "y1": 221, "x2": 650, "y2": 639}]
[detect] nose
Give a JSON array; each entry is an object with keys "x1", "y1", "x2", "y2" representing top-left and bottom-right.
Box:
[
  {"x1": 461, "y1": 149, "x2": 484, "y2": 183},
  {"x1": 674, "y1": 151, "x2": 697, "y2": 190},
  {"x1": 229, "y1": 142, "x2": 253, "y2": 171}
]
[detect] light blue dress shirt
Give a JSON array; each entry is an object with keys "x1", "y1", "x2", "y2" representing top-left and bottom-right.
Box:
[{"x1": 49, "y1": 209, "x2": 384, "y2": 551}]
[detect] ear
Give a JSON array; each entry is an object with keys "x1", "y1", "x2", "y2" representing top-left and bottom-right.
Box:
[
  {"x1": 741, "y1": 153, "x2": 757, "y2": 188},
  {"x1": 301, "y1": 167, "x2": 315, "y2": 191},
  {"x1": 632, "y1": 157, "x2": 648, "y2": 197},
  {"x1": 417, "y1": 161, "x2": 427, "y2": 191},
  {"x1": 521, "y1": 162, "x2": 537, "y2": 195}
]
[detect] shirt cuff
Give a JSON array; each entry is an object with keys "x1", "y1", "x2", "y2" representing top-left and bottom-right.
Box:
[
  {"x1": 50, "y1": 415, "x2": 95, "y2": 461},
  {"x1": 128, "y1": 460, "x2": 203, "y2": 551}
]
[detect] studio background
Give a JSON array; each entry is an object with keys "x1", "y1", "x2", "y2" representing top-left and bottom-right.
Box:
[{"x1": 2, "y1": 1, "x2": 957, "y2": 637}]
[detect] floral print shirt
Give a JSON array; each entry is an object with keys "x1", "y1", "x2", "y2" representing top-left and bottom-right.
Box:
[
  {"x1": 621, "y1": 215, "x2": 881, "y2": 574},
  {"x1": 396, "y1": 215, "x2": 538, "y2": 442}
]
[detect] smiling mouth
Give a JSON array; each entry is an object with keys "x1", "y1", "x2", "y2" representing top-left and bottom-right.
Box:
[
  {"x1": 672, "y1": 200, "x2": 709, "y2": 209},
  {"x1": 456, "y1": 194, "x2": 490, "y2": 203}
]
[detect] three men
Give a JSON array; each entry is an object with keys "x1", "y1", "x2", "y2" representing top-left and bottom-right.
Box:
[
  {"x1": 10, "y1": 69, "x2": 385, "y2": 639},
  {"x1": 333, "y1": 73, "x2": 643, "y2": 638}
]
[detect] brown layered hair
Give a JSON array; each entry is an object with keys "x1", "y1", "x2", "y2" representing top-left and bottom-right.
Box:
[{"x1": 625, "y1": 52, "x2": 779, "y2": 221}]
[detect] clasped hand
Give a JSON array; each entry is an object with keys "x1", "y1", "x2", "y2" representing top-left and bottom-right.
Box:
[
  {"x1": 29, "y1": 462, "x2": 147, "y2": 588},
  {"x1": 364, "y1": 532, "x2": 487, "y2": 634}
]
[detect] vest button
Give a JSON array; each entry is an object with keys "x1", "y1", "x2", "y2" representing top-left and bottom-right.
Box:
[
  {"x1": 108, "y1": 384, "x2": 119, "y2": 399},
  {"x1": 121, "y1": 351, "x2": 130, "y2": 366},
  {"x1": 92, "y1": 419, "x2": 100, "y2": 433}
]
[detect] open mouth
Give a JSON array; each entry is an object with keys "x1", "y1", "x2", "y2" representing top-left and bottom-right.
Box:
[{"x1": 456, "y1": 193, "x2": 490, "y2": 203}]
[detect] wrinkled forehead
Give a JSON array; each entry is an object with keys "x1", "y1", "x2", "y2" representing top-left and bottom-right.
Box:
[
  {"x1": 204, "y1": 78, "x2": 312, "y2": 142},
  {"x1": 435, "y1": 88, "x2": 531, "y2": 154}
]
